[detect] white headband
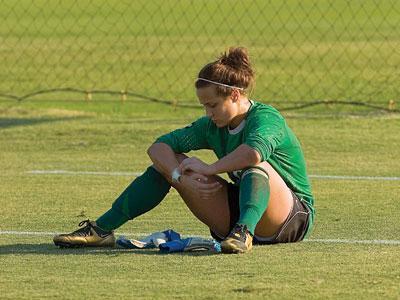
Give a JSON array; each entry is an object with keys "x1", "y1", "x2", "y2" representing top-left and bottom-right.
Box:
[{"x1": 196, "y1": 78, "x2": 244, "y2": 91}]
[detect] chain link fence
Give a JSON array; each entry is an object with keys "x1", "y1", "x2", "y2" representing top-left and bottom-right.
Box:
[{"x1": 1, "y1": 0, "x2": 399, "y2": 111}]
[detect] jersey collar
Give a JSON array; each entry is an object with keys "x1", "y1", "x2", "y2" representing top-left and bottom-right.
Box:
[{"x1": 227, "y1": 100, "x2": 254, "y2": 135}]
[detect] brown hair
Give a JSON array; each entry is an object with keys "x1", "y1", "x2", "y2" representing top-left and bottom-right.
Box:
[{"x1": 195, "y1": 47, "x2": 255, "y2": 96}]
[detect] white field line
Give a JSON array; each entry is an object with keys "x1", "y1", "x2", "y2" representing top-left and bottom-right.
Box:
[
  {"x1": 27, "y1": 170, "x2": 142, "y2": 176},
  {"x1": 26, "y1": 170, "x2": 400, "y2": 181},
  {"x1": 303, "y1": 238, "x2": 400, "y2": 245},
  {"x1": 309, "y1": 174, "x2": 400, "y2": 181},
  {"x1": 0, "y1": 230, "x2": 399, "y2": 245}
]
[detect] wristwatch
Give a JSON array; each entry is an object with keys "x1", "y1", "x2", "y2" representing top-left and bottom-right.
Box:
[{"x1": 171, "y1": 168, "x2": 182, "y2": 183}]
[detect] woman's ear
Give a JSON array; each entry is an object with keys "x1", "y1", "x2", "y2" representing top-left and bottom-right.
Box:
[{"x1": 231, "y1": 89, "x2": 241, "y2": 102}]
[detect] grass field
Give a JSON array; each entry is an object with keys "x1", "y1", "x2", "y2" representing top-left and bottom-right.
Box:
[
  {"x1": 0, "y1": 100, "x2": 399, "y2": 299},
  {"x1": 1, "y1": 0, "x2": 399, "y2": 298},
  {"x1": 1, "y1": 0, "x2": 399, "y2": 105}
]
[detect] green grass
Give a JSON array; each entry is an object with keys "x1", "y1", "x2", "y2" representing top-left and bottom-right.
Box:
[
  {"x1": 1, "y1": 0, "x2": 399, "y2": 106},
  {"x1": 0, "y1": 100, "x2": 399, "y2": 299},
  {"x1": 1, "y1": 2, "x2": 399, "y2": 297}
]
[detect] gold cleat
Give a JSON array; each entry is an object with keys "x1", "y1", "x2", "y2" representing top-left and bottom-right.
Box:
[
  {"x1": 221, "y1": 224, "x2": 253, "y2": 254},
  {"x1": 53, "y1": 220, "x2": 116, "y2": 248}
]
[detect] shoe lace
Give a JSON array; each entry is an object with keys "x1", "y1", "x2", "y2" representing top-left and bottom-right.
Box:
[
  {"x1": 78, "y1": 219, "x2": 91, "y2": 227},
  {"x1": 231, "y1": 224, "x2": 248, "y2": 241},
  {"x1": 71, "y1": 219, "x2": 94, "y2": 236}
]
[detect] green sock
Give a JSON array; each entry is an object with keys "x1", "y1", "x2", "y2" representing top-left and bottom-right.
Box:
[
  {"x1": 237, "y1": 168, "x2": 270, "y2": 235},
  {"x1": 96, "y1": 166, "x2": 171, "y2": 231}
]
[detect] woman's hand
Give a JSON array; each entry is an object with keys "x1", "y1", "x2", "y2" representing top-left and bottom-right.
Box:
[
  {"x1": 180, "y1": 172, "x2": 222, "y2": 201},
  {"x1": 179, "y1": 157, "x2": 216, "y2": 176}
]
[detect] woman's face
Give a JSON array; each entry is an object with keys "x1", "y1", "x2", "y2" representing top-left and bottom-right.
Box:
[{"x1": 196, "y1": 86, "x2": 239, "y2": 128}]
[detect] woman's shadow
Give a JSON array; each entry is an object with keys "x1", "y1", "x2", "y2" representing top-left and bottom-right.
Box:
[{"x1": 0, "y1": 243, "x2": 219, "y2": 256}]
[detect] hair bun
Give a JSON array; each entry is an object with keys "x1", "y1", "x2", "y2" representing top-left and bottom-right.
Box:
[
  {"x1": 196, "y1": 46, "x2": 255, "y2": 95},
  {"x1": 219, "y1": 47, "x2": 251, "y2": 70}
]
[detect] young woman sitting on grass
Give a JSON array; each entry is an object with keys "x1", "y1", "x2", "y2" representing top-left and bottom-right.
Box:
[{"x1": 54, "y1": 47, "x2": 315, "y2": 253}]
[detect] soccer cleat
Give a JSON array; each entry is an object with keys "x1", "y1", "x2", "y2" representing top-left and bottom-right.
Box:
[
  {"x1": 53, "y1": 219, "x2": 116, "y2": 248},
  {"x1": 220, "y1": 224, "x2": 253, "y2": 254}
]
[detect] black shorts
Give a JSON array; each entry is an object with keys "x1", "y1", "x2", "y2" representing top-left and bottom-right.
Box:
[{"x1": 210, "y1": 183, "x2": 311, "y2": 245}]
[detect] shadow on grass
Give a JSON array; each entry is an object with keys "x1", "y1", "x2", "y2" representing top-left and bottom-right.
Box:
[
  {"x1": 0, "y1": 116, "x2": 88, "y2": 129},
  {"x1": 0, "y1": 243, "x2": 220, "y2": 256}
]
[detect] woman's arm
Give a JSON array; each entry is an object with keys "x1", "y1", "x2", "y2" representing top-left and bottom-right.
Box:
[
  {"x1": 148, "y1": 142, "x2": 222, "y2": 199},
  {"x1": 211, "y1": 144, "x2": 261, "y2": 173},
  {"x1": 148, "y1": 142, "x2": 209, "y2": 182},
  {"x1": 179, "y1": 144, "x2": 261, "y2": 176},
  {"x1": 147, "y1": 142, "x2": 181, "y2": 181}
]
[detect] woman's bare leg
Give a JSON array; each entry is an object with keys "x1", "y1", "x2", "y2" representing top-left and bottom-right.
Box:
[
  {"x1": 154, "y1": 154, "x2": 232, "y2": 237},
  {"x1": 155, "y1": 155, "x2": 293, "y2": 239},
  {"x1": 253, "y1": 161, "x2": 293, "y2": 237}
]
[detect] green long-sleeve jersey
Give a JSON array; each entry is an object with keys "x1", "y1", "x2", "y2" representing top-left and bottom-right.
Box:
[{"x1": 156, "y1": 100, "x2": 315, "y2": 234}]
